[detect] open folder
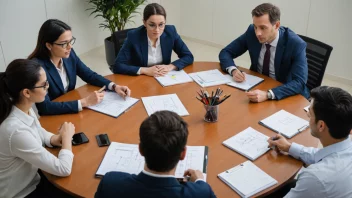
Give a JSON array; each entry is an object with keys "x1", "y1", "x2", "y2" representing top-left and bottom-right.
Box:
[{"x1": 96, "y1": 142, "x2": 209, "y2": 180}]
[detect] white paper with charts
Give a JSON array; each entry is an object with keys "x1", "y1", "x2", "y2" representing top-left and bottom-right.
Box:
[
  {"x1": 259, "y1": 110, "x2": 309, "y2": 139},
  {"x1": 224, "y1": 74, "x2": 264, "y2": 91},
  {"x1": 95, "y1": 142, "x2": 208, "y2": 180},
  {"x1": 223, "y1": 127, "x2": 270, "y2": 161},
  {"x1": 87, "y1": 92, "x2": 139, "y2": 118},
  {"x1": 155, "y1": 70, "x2": 193, "y2": 87},
  {"x1": 188, "y1": 69, "x2": 230, "y2": 87},
  {"x1": 218, "y1": 160, "x2": 277, "y2": 198},
  {"x1": 141, "y1": 94, "x2": 189, "y2": 116}
]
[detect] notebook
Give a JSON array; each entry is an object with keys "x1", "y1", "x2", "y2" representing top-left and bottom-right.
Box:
[
  {"x1": 259, "y1": 110, "x2": 309, "y2": 138},
  {"x1": 141, "y1": 94, "x2": 189, "y2": 116},
  {"x1": 218, "y1": 161, "x2": 277, "y2": 198},
  {"x1": 225, "y1": 74, "x2": 264, "y2": 91},
  {"x1": 155, "y1": 70, "x2": 193, "y2": 87},
  {"x1": 188, "y1": 69, "x2": 230, "y2": 87},
  {"x1": 87, "y1": 92, "x2": 139, "y2": 118},
  {"x1": 96, "y1": 142, "x2": 209, "y2": 180},
  {"x1": 223, "y1": 127, "x2": 270, "y2": 161}
]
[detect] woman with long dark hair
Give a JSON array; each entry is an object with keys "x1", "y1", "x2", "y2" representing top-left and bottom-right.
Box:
[
  {"x1": 0, "y1": 59, "x2": 75, "y2": 197},
  {"x1": 29, "y1": 19, "x2": 131, "y2": 115}
]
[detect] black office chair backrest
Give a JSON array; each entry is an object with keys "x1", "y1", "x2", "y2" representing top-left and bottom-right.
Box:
[
  {"x1": 298, "y1": 34, "x2": 333, "y2": 91},
  {"x1": 112, "y1": 28, "x2": 136, "y2": 56}
]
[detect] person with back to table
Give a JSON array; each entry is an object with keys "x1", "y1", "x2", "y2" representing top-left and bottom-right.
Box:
[
  {"x1": 113, "y1": 3, "x2": 194, "y2": 77},
  {"x1": 219, "y1": 3, "x2": 309, "y2": 102},
  {"x1": 95, "y1": 111, "x2": 216, "y2": 198},
  {"x1": 29, "y1": 19, "x2": 131, "y2": 115}
]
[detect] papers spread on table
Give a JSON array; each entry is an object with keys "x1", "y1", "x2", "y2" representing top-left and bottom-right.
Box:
[
  {"x1": 225, "y1": 74, "x2": 264, "y2": 91},
  {"x1": 259, "y1": 110, "x2": 309, "y2": 138},
  {"x1": 223, "y1": 127, "x2": 270, "y2": 161},
  {"x1": 87, "y1": 92, "x2": 139, "y2": 118},
  {"x1": 188, "y1": 69, "x2": 230, "y2": 87},
  {"x1": 218, "y1": 160, "x2": 277, "y2": 198},
  {"x1": 96, "y1": 142, "x2": 209, "y2": 180},
  {"x1": 141, "y1": 94, "x2": 189, "y2": 116},
  {"x1": 154, "y1": 70, "x2": 193, "y2": 87}
]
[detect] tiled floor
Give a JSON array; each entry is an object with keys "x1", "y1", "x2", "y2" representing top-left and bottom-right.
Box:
[{"x1": 79, "y1": 38, "x2": 352, "y2": 94}]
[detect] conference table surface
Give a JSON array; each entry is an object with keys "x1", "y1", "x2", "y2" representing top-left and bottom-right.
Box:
[{"x1": 40, "y1": 62, "x2": 317, "y2": 198}]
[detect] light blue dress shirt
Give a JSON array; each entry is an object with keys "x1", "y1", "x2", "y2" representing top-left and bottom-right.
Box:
[{"x1": 285, "y1": 137, "x2": 352, "y2": 198}]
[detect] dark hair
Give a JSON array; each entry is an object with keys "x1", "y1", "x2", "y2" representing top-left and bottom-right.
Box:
[
  {"x1": 139, "y1": 111, "x2": 188, "y2": 172},
  {"x1": 143, "y1": 3, "x2": 166, "y2": 21},
  {"x1": 251, "y1": 3, "x2": 280, "y2": 24},
  {"x1": 311, "y1": 86, "x2": 352, "y2": 139},
  {"x1": 0, "y1": 59, "x2": 42, "y2": 125},
  {"x1": 28, "y1": 19, "x2": 71, "y2": 60}
]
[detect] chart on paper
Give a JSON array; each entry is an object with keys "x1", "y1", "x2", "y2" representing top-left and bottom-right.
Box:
[{"x1": 141, "y1": 94, "x2": 189, "y2": 116}]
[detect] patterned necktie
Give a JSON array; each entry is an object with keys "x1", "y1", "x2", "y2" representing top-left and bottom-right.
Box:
[{"x1": 262, "y1": 44, "x2": 271, "y2": 76}]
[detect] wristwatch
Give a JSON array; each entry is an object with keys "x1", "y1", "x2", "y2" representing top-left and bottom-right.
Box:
[
  {"x1": 111, "y1": 83, "x2": 116, "y2": 91},
  {"x1": 267, "y1": 91, "x2": 272, "y2": 100}
]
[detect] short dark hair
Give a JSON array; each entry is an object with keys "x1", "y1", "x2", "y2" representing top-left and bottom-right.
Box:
[
  {"x1": 139, "y1": 111, "x2": 188, "y2": 172},
  {"x1": 251, "y1": 3, "x2": 280, "y2": 24},
  {"x1": 143, "y1": 3, "x2": 166, "y2": 21},
  {"x1": 311, "y1": 86, "x2": 352, "y2": 139}
]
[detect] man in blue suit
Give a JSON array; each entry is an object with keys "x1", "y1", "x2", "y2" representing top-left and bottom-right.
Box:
[
  {"x1": 95, "y1": 111, "x2": 216, "y2": 198},
  {"x1": 219, "y1": 3, "x2": 309, "y2": 102}
]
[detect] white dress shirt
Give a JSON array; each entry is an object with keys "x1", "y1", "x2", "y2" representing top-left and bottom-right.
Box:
[
  {"x1": 137, "y1": 37, "x2": 163, "y2": 75},
  {"x1": 0, "y1": 106, "x2": 74, "y2": 198},
  {"x1": 142, "y1": 169, "x2": 205, "y2": 183},
  {"x1": 285, "y1": 138, "x2": 352, "y2": 198}
]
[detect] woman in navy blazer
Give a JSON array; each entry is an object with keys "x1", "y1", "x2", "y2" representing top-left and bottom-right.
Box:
[
  {"x1": 29, "y1": 19, "x2": 131, "y2": 115},
  {"x1": 113, "y1": 3, "x2": 194, "y2": 76}
]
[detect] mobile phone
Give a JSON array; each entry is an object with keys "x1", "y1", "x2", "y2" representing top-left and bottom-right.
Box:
[
  {"x1": 72, "y1": 132, "x2": 89, "y2": 145},
  {"x1": 96, "y1": 134, "x2": 111, "y2": 147}
]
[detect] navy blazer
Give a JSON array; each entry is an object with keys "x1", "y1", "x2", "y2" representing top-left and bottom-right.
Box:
[
  {"x1": 219, "y1": 25, "x2": 310, "y2": 100},
  {"x1": 95, "y1": 171, "x2": 216, "y2": 198},
  {"x1": 113, "y1": 25, "x2": 194, "y2": 75},
  {"x1": 34, "y1": 49, "x2": 111, "y2": 115}
]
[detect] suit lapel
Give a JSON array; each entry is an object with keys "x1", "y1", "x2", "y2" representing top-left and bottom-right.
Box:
[
  {"x1": 45, "y1": 59, "x2": 64, "y2": 94},
  {"x1": 160, "y1": 32, "x2": 169, "y2": 64},
  {"x1": 252, "y1": 42, "x2": 262, "y2": 72},
  {"x1": 62, "y1": 58, "x2": 74, "y2": 90},
  {"x1": 274, "y1": 29, "x2": 286, "y2": 80},
  {"x1": 140, "y1": 29, "x2": 148, "y2": 67}
]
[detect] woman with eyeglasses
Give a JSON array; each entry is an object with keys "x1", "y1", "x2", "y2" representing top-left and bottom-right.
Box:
[
  {"x1": 0, "y1": 59, "x2": 75, "y2": 197},
  {"x1": 28, "y1": 19, "x2": 131, "y2": 115},
  {"x1": 113, "y1": 3, "x2": 194, "y2": 76}
]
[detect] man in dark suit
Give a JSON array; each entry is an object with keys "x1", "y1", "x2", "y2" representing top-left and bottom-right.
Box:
[
  {"x1": 219, "y1": 3, "x2": 309, "y2": 102},
  {"x1": 95, "y1": 111, "x2": 216, "y2": 198}
]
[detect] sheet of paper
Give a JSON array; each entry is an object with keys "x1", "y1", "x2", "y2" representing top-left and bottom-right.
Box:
[
  {"x1": 225, "y1": 74, "x2": 264, "y2": 91},
  {"x1": 96, "y1": 142, "x2": 207, "y2": 179},
  {"x1": 155, "y1": 70, "x2": 193, "y2": 86},
  {"x1": 87, "y1": 92, "x2": 139, "y2": 118},
  {"x1": 260, "y1": 110, "x2": 309, "y2": 138},
  {"x1": 223, "y1": 127, "x2": 270, "y2": 161},
  {"x1": 218, "y1": 161, "x2": 277, "y2": 197},
  {"x1": 141, "y1": 94, "x2": 189, "y2": 116},
  {"x1": 189, "y1": 69, "x2": 230, "y2": 87}
]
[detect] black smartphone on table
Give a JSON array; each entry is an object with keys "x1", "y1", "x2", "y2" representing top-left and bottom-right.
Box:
[
  {"x1": 72, "y1": 132, "x2": 89, "y2": 145},
  {"x1": 96, "y1": 134, "x2": 111, "y2": 147}
]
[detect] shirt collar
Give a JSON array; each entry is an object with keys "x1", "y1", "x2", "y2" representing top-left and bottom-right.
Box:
[
  {"x1": 11, "y1": 106, "x2": 35, "y2": 126},
  {"x1": 50, "y1": 58, "x2": 64, "y2": 70},
  {"x1": 315, "y1": 137, "x2": 352, "y2": 163},
  {"x1": 147, "y1": 37, "x2": 160, "y2": 48},
  {"x1": 266, "y1": 30, "x2": 279, "y2": 48},
  {"x1": 142, "y1": 169, "x2": 175, "y2": 178}
]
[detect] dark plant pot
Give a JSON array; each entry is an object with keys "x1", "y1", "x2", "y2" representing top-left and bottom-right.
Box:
[{"x1": 104, "y1": 36, "x2": 115, "y2": 69}]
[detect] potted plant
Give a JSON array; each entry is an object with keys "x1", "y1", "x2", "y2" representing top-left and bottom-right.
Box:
[{"x1": 87, "y1": 0, "x2": 146, "y2": 69}]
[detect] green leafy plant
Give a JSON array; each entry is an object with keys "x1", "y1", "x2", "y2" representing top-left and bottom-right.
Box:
[{"x1": 87, "y1": 0, "x2": 146, "y2": 36}]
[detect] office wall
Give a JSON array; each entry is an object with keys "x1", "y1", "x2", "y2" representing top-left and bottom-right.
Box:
[{"x1": 0, "y1": 41, "x2": 5, "y2": 72}]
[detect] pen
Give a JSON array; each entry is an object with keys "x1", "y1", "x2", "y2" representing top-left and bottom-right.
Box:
[
  {"x1": 98, "y1": 86, "x2": 106, "y2": 93},
  {"x1": 297, "y1": 125, "x2": 309, "y2": 132}
]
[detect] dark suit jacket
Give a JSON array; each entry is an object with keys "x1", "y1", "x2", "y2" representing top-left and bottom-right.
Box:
[
  {"x1": 219, "y1": 25, "x2": 310, "y2": 100},
  {"x1": 34, "y1": 49, "x2": 111, "y2": 115},
  {"x1": 95, "y1": 171, "x2": 216, "y2": 198},
  {"x1": 113, "y1": 25, "x2": 194, "y2": 75}
]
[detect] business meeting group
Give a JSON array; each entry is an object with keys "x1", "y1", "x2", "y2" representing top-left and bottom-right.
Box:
[{"x1": 0, "y1": 2, "x2": 352, "y2": 198}]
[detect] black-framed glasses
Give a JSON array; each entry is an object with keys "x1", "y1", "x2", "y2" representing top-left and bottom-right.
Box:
[
  {"x1": 147, "y1": 23, "x2": 166, "y2": 30},
  {"x1": 33, "y1": 80, "x2": 49, "y2": 90},
  {"x1": 53, "y1": 37, "x2": 76, "y2": 48}
]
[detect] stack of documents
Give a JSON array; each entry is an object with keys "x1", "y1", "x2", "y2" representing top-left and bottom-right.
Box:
[
  {"x1": 225, "y1": 74, "x2": 264, "y2": 91},
  {"x1": 218, "y1": 161, "x2": 277, "y2": 198},
  {"x1": 141, "y1": 94, "x2": 189, "y2": 116},
  {"x1": 188, "y1": 69, "x2": 230, "y2": 87},
  {"x1": 87, "y1": 92, "x2": 139, "y2": 118},
  {"x1": 155, "y1": 70, "x2": 193, "y2": 87},
  {"x1": 259, "y1": 110, "x2": 309, "y2": 138},
  {"x1": 223, "y1": 127, "x2": 270, "y2": 161}
]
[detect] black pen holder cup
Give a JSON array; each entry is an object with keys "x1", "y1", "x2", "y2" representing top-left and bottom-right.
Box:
[{"x1": 203, "y1": 104, "x2": 219, "y2": 123}]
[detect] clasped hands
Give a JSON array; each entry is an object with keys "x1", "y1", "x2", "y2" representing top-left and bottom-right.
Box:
[
  {"x1": 81, "y1": 85, "x2": 131, "y2": 107},
  {"x1": 141, "y1": 64, "x2": 177, "y2": 77}
]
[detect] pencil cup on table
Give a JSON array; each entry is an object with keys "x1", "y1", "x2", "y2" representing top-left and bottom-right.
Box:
[{"x1": 204, "y1": 101, "x2": 219, "y2": 123}]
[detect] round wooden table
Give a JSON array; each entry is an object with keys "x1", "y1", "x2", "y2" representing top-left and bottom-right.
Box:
[{"x1": 40, "y1": 62, "x2": 317, "y2": 198}]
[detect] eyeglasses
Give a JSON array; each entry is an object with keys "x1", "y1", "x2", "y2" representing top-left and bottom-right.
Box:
[
  {"x1": 147, "y1": 23, "x2": 165, "y2": 30},
  {"x1": 53, "y1": 37, "x2": 76, "y2": 49},
  {"x1": 33, "y1": 80, "x2": 49, "y2": 90}
]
